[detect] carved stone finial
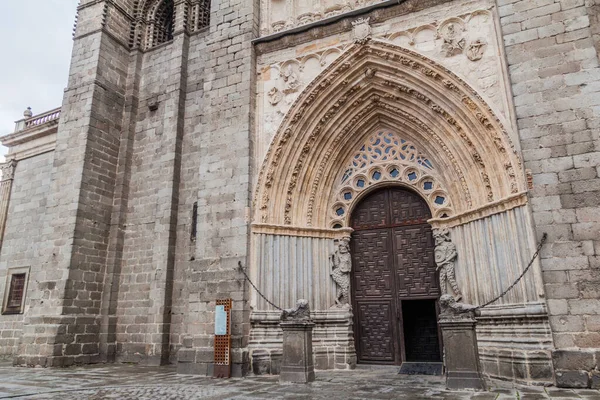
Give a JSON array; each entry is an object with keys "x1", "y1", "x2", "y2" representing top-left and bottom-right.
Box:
[
  {"x1": 439, "y1": 294, "x2": 478, "y2": 320},
  {"x1": 281, "y1": 299, "x2": 311, "y2": 321},
  {"x1": 23, "y1": 107, "x2": 32, "y2": 118},
  {"x1": 330, "y1": 237, "x2": 351, "y2": 308},
  {"x1": 433, "y1": 228, "x2": 463, "y2": 300},
  {"x1": 1, "y1": 160, "x2": 17, "y2": 182},
  {"x1": 352, "y1": 17, "x2": 371, "y2": 44}
]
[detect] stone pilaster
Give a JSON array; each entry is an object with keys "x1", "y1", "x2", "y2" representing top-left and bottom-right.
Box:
[{"x1": 0, "y1": 160, "x2": 17, "y2": 250}]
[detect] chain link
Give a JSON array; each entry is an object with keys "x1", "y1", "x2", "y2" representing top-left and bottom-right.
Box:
[
  {"x1": 468, "y1": 232, "x2": 547, "y2": 312},
  {"x1": 238, "y1": 261, "x2": 283, "y2": 311},
  {"x1": 238, "y1": 233, "x2": 548, "y2": 314}
]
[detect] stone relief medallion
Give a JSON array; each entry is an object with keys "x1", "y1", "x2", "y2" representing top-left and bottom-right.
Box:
[
  {"x1": 467, "y1": 39, "x2": 487, "y2": 62},
  {"x1": 267, "y1": 87, "x2": 282, "y2": 106},
  {"x1": 281, "y1": 65, "x2": 301, "y2": 94},
  {"x1": 439, "y1": 22, "x2": 466, "y2": 57},
  {"x1": 352, "y1": 17, "x2": 372, "y2": 44}
]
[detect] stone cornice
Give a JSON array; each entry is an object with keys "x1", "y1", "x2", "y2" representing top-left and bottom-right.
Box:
[
  {"x1": 252, "y1": 223, "x2": 353, "y2": 239},
  {"x1": 429, "y1": 192, "x2": 529, "y2": 229},
  {"x1": 254, "y1": 0, "x2": 453, "y2": 55}
]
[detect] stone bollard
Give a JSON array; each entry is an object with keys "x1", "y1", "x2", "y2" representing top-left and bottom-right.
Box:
[
  {"x1": 438, "y1": 295, "x2": 486, "y2": 391},
  {"x1": 279, "y1": 299, "x2": 315, "y2": 384}
]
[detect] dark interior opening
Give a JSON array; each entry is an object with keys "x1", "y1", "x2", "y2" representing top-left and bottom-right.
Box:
[{"x1": 402, "y1": 299, "x2": 441, "y2": 362}]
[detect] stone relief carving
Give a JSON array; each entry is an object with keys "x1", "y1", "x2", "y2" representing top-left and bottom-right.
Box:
[
  {"x1": 268, "y1": 87, "x2": 283, "y2": 106},
  {"x1": 281, "y1": 65, "x2": 301, "y2": 94},
  {"x1": 258, "y1": 10, "x2": 509, "y2": 153},
  {"x1": 254, "y1": 40, "x2": 524, "y2": 228},
  {"x1": 467, "y1": 39, "x2": 487, "y2": 62},
  {"x1": 281, "y1": 299, "x2": 312, "y2": 321},
  {"x1": 434, "y1": 228, "x2": 463, "y2": 300},
  {"x1": 330, "y1": 237, "x2": 352, "y2": 307},
  {"x1": 0, "y1": 160, "x2": 17, "y2": 181},
  {"x1": 439, "y1": 22, "x2": 466, "y2": 57},
  {"x1": 439, "y1": 294, "x2": 478, "y2": 320},
  {"x1": 352, "y1": 17, "x2": 371, "y2": 44}
]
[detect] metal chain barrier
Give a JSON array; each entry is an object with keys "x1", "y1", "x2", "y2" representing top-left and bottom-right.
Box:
[
  {"x1": 468, "y1": 232, "x2": 547, "y2": 312},
  {"x1": 238, "y1": 261, "x2": 283, "y2": 311},
  {"x1": 238, "y1": 233, "x2": 548, "y2": 314}
]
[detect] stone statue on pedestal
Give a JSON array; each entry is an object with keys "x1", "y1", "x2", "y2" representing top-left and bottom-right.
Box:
[
  {"x1": 281, "y1": 299, "x2": 311, "y2": 321},
  {"x1": 439, "y1": 294, "x2": 478, "y2": 320},
  {"x1": 433, "y1": 228, "x2": 463, "y2": 301},
  {"x1": 330, "y1": 237, "x2": 352, "y2": 307}
]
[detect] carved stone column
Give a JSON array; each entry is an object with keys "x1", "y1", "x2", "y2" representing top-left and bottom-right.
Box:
[{"x1": 0, "y1": 160, "x2": 17, "y2": 250}]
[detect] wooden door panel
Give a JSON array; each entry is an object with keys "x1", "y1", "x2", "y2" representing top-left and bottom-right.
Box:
[
  {"x1": 352, "y1": 229, "x2": 394, "y2": 299},
  {"x1": 392, "y1": 225, "x2": 439, "y2": 298},
  {"x1": 351, "y1": 187, "x2": 440, "y2": 365},
  {"x1": 389, "y1": 187, "x2": 431, "y2": 224},
  {"x1": 355, "y1": 301, "x2": 396, "y2": 362},
  {"x1": 351, "y1": 189, "x2": 388, "y2": 230}
]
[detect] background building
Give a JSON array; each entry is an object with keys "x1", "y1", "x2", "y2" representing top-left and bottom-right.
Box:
[{"x1": 0, "y1": 0, "x2": 599, "y2": 389}]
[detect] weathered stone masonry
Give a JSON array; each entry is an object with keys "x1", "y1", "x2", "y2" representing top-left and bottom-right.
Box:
[
  {"x1": 499, "y1": 0, "x2": 600, "y2": 388},
  {"x1": 0, "y1": 0, "x2": 599, "y2": 389}
]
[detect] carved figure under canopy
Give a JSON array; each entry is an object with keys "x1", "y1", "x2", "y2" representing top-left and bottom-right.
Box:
[
  {"x1": 434, "y1": 228, "x2": 463, "y2": 300},
  {"x1": 330, "y1": 237, "x2": 352, "y2": 307}
]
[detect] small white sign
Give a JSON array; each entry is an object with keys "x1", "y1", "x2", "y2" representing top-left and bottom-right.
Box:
[{"x1": 215, "y1": 305, "x2": 227, "y2": 335}]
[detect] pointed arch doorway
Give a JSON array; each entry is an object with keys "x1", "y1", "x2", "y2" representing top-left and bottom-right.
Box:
[{"x1": 350, "y1": 186, "x2": 442, "y2": 365}]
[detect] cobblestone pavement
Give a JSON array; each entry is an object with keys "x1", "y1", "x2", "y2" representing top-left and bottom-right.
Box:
[{"x1": 0, "y1": 363, "x2": 599, "y2": 400}]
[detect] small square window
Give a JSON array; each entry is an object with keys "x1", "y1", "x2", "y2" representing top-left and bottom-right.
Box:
[{"x1": 2, "y1": 267, "x2": 29, "y2": 315}]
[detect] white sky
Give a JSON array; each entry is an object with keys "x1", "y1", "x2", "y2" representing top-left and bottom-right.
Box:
[{"x1": 0, "y1": 0, "x2": 79, "y2": 158}]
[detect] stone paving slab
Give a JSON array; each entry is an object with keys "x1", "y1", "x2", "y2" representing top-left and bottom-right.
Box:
[{"x1": 0, "y1": 363, "x2": 599, "y2": 399}]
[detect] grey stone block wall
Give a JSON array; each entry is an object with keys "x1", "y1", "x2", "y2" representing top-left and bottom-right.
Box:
[
  {"x1": 13, "y1": 0, "x2": 131, "y2": 367},
  {"x1": 175, "y1": 0, "x2": 259, "y2": 376},
  {"x1": 0, "y1": 153, "x2": 54, "y2": 359},
  {"x1": 499, "y1": 0, "x2": 600, "y2": 388}
]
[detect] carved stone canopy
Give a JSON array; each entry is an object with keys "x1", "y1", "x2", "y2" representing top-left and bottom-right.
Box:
[{"x1": 253, "y1": 40, "x2": 525, "y2": 229}]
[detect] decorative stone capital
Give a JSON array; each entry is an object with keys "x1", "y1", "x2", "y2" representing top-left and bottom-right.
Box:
[{"x1": 1, "y1": 160, "x2": 17, "y2": 182}]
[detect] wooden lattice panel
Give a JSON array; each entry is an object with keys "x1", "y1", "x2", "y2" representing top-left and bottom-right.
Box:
[{"x1": 214, "y1": 299, "x2": 232, "y2": 372}]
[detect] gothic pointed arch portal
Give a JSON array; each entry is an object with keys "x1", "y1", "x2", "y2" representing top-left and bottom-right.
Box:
[
  {"x1": 254, "y1": 40, "x2": 528, "y2": 231},
  {"x1": 249, "y1": 40, "x2": 548, "y2": 380}
]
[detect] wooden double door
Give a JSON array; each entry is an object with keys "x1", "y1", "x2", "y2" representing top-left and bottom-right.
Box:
[{"x1": 350, "y1": 187, "x2": 442, "y2": 365}]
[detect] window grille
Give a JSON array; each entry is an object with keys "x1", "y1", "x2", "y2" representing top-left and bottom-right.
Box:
[
  {"x1": 3, "y1": 272, "x2": 26, "y2": 314},
  {"x1": 153, "y1": 0, "x2": 175, "y2": 45},
  {"x1": 190, "y1": 0, "x2": 211, "y2": 32}
]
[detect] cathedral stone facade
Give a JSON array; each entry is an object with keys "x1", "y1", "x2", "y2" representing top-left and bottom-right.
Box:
[{"x1": 1, "y1": 0, "x2": 599, "y2": 389}]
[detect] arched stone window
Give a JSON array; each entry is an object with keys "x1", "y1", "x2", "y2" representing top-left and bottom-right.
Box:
[{"x1": 152, "y1": 0, "x2": 174, "y2": 46}]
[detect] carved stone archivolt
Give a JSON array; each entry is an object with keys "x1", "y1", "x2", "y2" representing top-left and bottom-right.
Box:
[{"x1": 253, "y1": 40, "x2": 525, "y2": 230}]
